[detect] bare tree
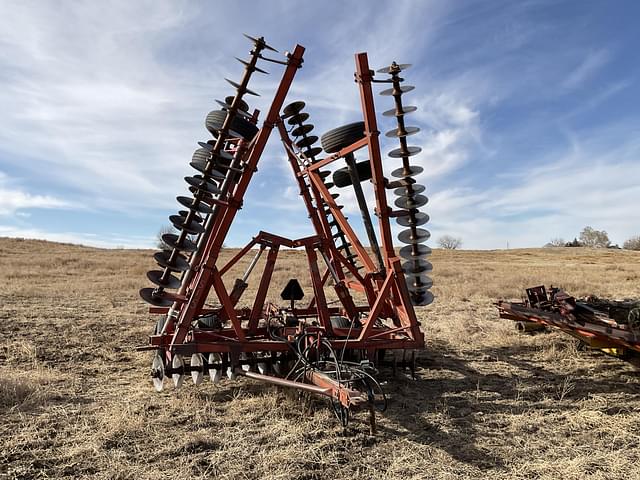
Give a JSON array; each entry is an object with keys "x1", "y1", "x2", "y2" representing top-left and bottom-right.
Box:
[
  {"x1": 579, "y1": 226, "x2": 610, "y2": 248},
  {"x1": 623, "y1": 235, "x2": 640, "y2": 251},
  {"x1": 544, "y1": 238, "x2": 566, "y2": 248},
  {"x1": 438, "y1": 235, "x2": 462, "y2": 250}
]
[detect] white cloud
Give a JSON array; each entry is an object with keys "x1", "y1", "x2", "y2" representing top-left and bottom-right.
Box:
[
  {"x1": 562, "y1": 48, "x2": 610, "y2": 90},
  {"x1": 0, "y1": 171, "x2": 70, "y2": 215}
]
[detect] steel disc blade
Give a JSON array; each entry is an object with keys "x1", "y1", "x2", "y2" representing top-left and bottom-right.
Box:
[
  {"x1": 301, "y1": 147, "x2": 322, "y2": 159},
  {"x1": 291, "y1": 124, "x2": 314, "y2": 137},
  {"x1": 376, "y1": 63, "x2": 412, "y2": 74},
  {"x1": 188, "y1": 160, "x2": 226, "y2": 180},
  {"x1": 389, "y1": 145, "x2": 422, "y2": 158},
  {"x1": 318, "y1": 170, "x2": 331, "y2": 179},
  {"x1": 397, "y1": 211, "x2": 429, "y2": 227},
  {"x1": 287, "y1": 112, "x2": 309, "y2": 125},
  {"x1": 154, "y1": 250, "x2": 190, "y2": 272},
  {"x1": 324, "y1": 182, "x2": 335, "y2": 189},
  {"x1": 190, "y1": 353, "x2": 204, "y2": 385},
  {"x1": 411, "y1": 290, "x2": 435, "y2": 306},
  {"x1": 147, "y1": 270, "x2": 181, "y2": 290},
  {"x1": 399, "y1": 243, "x2": 432, "y2": 259},
  {"x1": 391, "y1": 165, "x2": 424, "y2": 178},
  {"x1": 282, "y1": 101, "x2": 305, "y2": 118},
  {"x1": 387, "y1": 177, "x2": 416, "y2": 189},
  {"x1": 172, "y1": 355, "x2": 185, "y2": 388},
  {"x1": 380, "y1": 85, "x2": 415, "y2": 96},
  {"x1": 242, "y1": 33, "x2": 278, "y2": 52},
  {"x1": 407, "y1": 274, "x2": 433, "y2": 290},
  {"x1": 185, "y1": 176, "x2": 221, "y2": 195},
  {"x1": 208, "y1": 353, "x2": 223, "y2": 383},
  {"x1": 177, "y1": 196, "x2": 214, "y2": 215},
  {"x1": 337, "y1": 243, "x2": 352, "y2": 251},
  {"x1": 395, "y1": 194, "x2": 429, "y2": 210},
  {"x1": 151, "y1": 354, "x2": 165, "y2": 392},
  {"x1": 169, "y1": 214, "x2": 205, "y2": 235},
  {"x1": 394, "y1": 184, "x2": 426, "y2": 197},
  {"x1": 190, "y1": 160, "x2": 226, "y2": 178},
  {"x1": 295, "y1": 135, "x2": 318, "y2": 150},
  {"x1": 215, "y1": 99, "x2": 252, "y2": 118},
  {"x1": 398, "y1": 228, "x2": 431, "y2": 244},
  {"x1": 235, "y1": 57, "x2": 269, "y2": 74},
  {"x1": 139, "y1": 287, "x2": 174, "y2": 307},
  {"x1": 383, "y1": 105, "x2": 417, "y2": 117},
  {"x1": 162, "y1": 233, "x2": 197, "y2": 253},
  {"x1": 224, "y1": 96, "x2": 250, "y2": 112},
  {"x1": 225, "y1": 78, "x2": 259, "y2": 96},
  {"x1": 385, "y1": 126, "x2": 421, "y2": 138},
  {"x1": 402, "y1": 259, "x2": 433, "y2": 275},
  {"x1": 178, "y1": 210, "x2": 203, "y2": 223}
]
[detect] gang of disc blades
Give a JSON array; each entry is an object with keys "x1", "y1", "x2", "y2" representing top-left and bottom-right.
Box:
[
  {"x1": 301, "y1": 147, "x2": 322, "y2": 159},
  {"x1": 411, "y1": 290, "x2": 435, "y2": 306},
  {"x1": 282, "y1": 101, "x2": 305, "y2": 118},
  {"x1": 385, "y1": 126, "x2": 420, "y2": 138},
  {"x1": 295, "y1": 135, "x2": 318, "y2": 150},
  {"x1": 287, "y1": 112, "x2": 309, "y2": 125},
  {"x1": 242, "y1": 33, "x2": 278, "y2": 52},
  {"x1": 147, "y1": 270, "x2": 181, "y2": 289},
  {"x1": 394, "y1": 184, "x2": 426, "y2": 197},
  {"x1": 391, "y1": 165, "x2": 424, "y2": 178},
  {"x1": 177, "y1": 196, "x2": 214, "y2": 215},
  {"x1": 151, "y1": 354, "x2": 165, "y2": 392},
  {"x1": 225, "y1": 78, "x2": 259, "y2": 96},
  {"x1": 162, "y1": 233, "x2": 197, "y2": 253},
  {"x1": 399, "y1": 243, "x2": 432, "y2": 259},
  {"x1": 376, "y1": 63, "x2": 412, "y2": 74},
  {"x1": 382, "y1": 105, "x2": 417, "y2": 117},
  {"x1": 388, "y1": 145, "x2": 422, "y2": 158},
  {"x1": 396, "y1": 211, "x2": 430, "y2": 227},
  {"x1": 154, "y1": 250, "x2": 190, "y2": 272},
  {"x1": 398, "y1": 227, "x2": 431, "y2": 244},
  {"x1": 402, "y1": 259, "x2": 433, "y2": 275},
  {"x1": 395, "y1": 194, "x2": 429, "y2": 210},
  {"x1": 407, "y1": 274, "x2": 434, "y2": 290},
  {"x1": 140, "y1": 287, "x2": 174, "y2": 307},
  {"x1": 169, "y1": 214, "x2": 205, "y2": 235},
  {"x1": 185, "y1": 176, "x2": 221, "y2": 195},
  {"x1": 291, "y1": 124, "x2": 314, "y2": 137},
  {"x1": 379, "y1": 85, "x2": 415, "y2": 96}
]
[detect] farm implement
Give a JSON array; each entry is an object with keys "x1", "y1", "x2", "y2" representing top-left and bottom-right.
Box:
[
  {"x1": 498, "y1": 286, "x2": 640, "y2": 365},
  {"x1": 138, "y1": 35, "x2": 433, "y2": 428}
]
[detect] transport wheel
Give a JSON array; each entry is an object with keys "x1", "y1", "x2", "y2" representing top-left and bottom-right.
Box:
[
  {"x1": 320, "y1": 122, "x2": 366, "y2": 154},
  {"x1": 205, "y1": 109, "x2": 259, "y2": 140},
  {"x1": 332, "y1": 160, "x2": 372, "y2": 187}
]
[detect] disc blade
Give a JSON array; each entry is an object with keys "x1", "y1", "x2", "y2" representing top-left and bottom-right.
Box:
[
  {"x1": 392, "y1": 165, "x2": 424, "y2": 178},
  {"x1": 291, "y1": 124, "x2": 314, "y2": 137},
  {"x1": 215, "y1": 99, "x2": 252, "y2": 118},
  {"x1": 185, "y1": 176, "x2": 221, "y2": 195},
  {"x1": 407, "y1": 274, "x2": 433, "y2": 290},
  {"x1": 402, "y1": 259, "x2": 433, "y2": 275},
  {"x1": 195, "y1": 144, "x2": 234, "y2": 162},
  {"x1": 398, "y1": 228, "x2": 431, "y2": 244},
  {"x1": 242, "y1": 33, "x2": 278, "y2": 52},
  {"x1": 301, "y1": 147, "x2": 322, "y2": 159},
  {"x1": 411, "y1": 290, "x2": 435, "y2": 306},
  {"x1": 235, "y1": 57, "x2": 269, "y2": 74},
  {"x1": 287, "y1": 112, "x2": 309, "y2": 125},
  {"x1": 394, "y1": 184, "x2": 425, "y2": 197},
  {"x1": 282, "y1": 101, "x2": 305, "y2": 118},
  {"x1": 387, "y1": 178, "x2": 416, "y2": 189},
  {"x1": 225, "y1": 78, "x2": 259, "y2": 96},
  {"x1": 147, "y1": 270, "x2": 181, "y2": 290},
  {"x1": 177, "y1": 196, "x2": 214, "y2": 215},
  {"x1": 190, "y1": 353, "x2": 204, "y2": 385},
  {"x1": 380, "y1": 85, "x2": 415, "y2": 96},
  {"x1": 395, "y1": 194, "x2": 429, "y2": 210},
  {"x1": 151, "y1": 353, "x2": 165, "y2": 392},
  {"x1": 396, "y1": 211, "x2": 429, "y2": 227},
  {"x1": 139, "y1": 287, "x2": 174, "y2": 307},
  {"x1": 172, "y1": 355, "x2": 185, "y2": 388},
  {"x1": 154, "y1": 250, "x2": 190, "y2": 272},
  {"x1": 295, "y1": 135, "x2": 318, "y2": 150},
  {"x1": 224, "y1": 96, "x2": 250, "y2": 112},
  {"x1": 383, "y1": 105, "x2": 417, "y2": 117},
  {"x1": 177, "y1": 210, "x2": 203, "y2": 223},
  {"x1": 399, "y1": 243, "x2": 432, "y2": 259},
  {"x1": 208, "y1": 353, "x2": 222, "y2": 383},
  {"x1": 324, "y1": 182, "x2": 334, "y2": 189},
  {"x1": 385, "y1": 126, "x2": 420, "y2": 138},
  {"x1": 162, "y1": 233, "x2": 197, "y2": 253},
  {"x1": 376, "y1": 63, "x2": 412, "y2": 74},
  {"x1": 169, "y1": 214, "x2": 205, "y2": 235},
  {"x1": 389, "y1": 145, "x2": 422, "y2": 158}
]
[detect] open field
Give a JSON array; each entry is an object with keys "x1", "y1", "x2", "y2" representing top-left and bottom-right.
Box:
[{"x1": 1, "y1": 237, "x2": 639, "y2": 479}]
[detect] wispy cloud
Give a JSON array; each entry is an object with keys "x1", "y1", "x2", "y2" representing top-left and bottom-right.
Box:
[{"x1": 562, "y1": 48, "x2": 610, "y2": 90}]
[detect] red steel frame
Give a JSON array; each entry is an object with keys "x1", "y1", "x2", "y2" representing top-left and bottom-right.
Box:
[{"x1": 147, "y1": 51, "x2": 424, "y2": 374}]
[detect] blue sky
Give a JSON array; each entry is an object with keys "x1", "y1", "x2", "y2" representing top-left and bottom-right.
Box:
[{"x1": 0, "y1": 0, "x2": 638, "y2": 249}]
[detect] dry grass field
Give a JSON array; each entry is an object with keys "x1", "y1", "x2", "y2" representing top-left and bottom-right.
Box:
[{"x1": 1, "y1": 237, "x2": 639, "y2": 479}]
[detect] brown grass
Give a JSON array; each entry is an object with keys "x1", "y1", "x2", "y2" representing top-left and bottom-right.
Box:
[{"x1": 1, "y1": 237, "x2": 640, "y2": 479}]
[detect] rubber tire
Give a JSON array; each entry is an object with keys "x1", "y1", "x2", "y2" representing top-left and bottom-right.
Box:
[
  {"x1": 205, "y1": 110, "x2": 259, "y2": 141},
  {"x1": 332, "y1": 160, "x2": 373, "y2": 188},
  {"x1": 320, "y1": 122, "x2": 365, "y2": 154}
]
